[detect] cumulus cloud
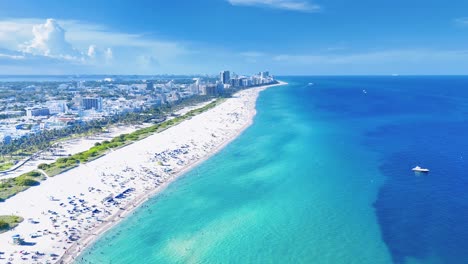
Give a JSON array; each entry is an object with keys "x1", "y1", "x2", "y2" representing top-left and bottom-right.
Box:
[
  {"x1": 227, "y1": 0, "x2": 320, "y2": 12},
  {"x1": 87, "y1": 45, "x2": 96, "y2": 58},
  {"x1": 20, "y1": 19, "x2": 82, "y2": 60},
  {"x1": 86, "y1": 45, "x2": 114, "y2": 63},
  {"x1": 0, "y1": 18, "x2": 189, "y2": 74},
  {"x1": 11, "y1": 18, "x2": 119, "y2": 67}
]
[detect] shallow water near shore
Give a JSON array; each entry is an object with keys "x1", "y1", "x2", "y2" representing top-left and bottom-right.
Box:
[{"x1": 77, "y1": 76, "x2": 468, "y2": 264}]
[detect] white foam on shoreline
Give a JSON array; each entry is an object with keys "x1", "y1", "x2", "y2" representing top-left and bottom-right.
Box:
[{"x1": 0, "y1": 82, "x2": 286, "y2": 264}]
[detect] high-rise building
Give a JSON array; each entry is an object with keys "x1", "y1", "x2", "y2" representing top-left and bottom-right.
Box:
[
  {"x1": 81, "y1": 97, "x2": 103, "y2": 111},
  {"x1": 190, "y1": 83, "x2": 199, "y2": 94},
  {"x1": 230, "y1": 78, "x2": 241, "y2": 87},
  {"x1": 146, "y1": 81, "x2": 154, "y2": 91},
  {"x1": 216, "y1": 82, "x2": 225, "y2": 94},
  {"x1": 260, "y1": 71, "x2": 269, "y2": 78},
  {"x1": 47, "y1": 100, "x2": 68, "y2": 114},
  {"x1": 220, "y1": 70, "x2": 230, "y2": 84},
  {"x1": 26, "y1": 107, "x2": 50, "y2": 117},
  {"x1": 202, "y1": 85, "x2": 217, "y2": 96},
  {"x1": 240, "y1": 78, "x2": 250, "y2": 87}
]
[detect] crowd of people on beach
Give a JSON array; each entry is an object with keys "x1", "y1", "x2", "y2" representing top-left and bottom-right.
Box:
[{"x1": 0, "y1": 87, "x2": 267, "y2": 264}]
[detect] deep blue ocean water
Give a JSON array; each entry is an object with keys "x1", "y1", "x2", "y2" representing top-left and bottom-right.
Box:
[{"x1": 76, "y1": 76, "x2": 468, "y2": 264}]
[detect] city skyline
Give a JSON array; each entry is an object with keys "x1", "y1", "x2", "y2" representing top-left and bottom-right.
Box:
[
  {"x1": 0, "y1": 69, "x2": 276, "y2": 143},
  {"x1": 0, "y1": 0, "x2": 468, "y2": 75}
]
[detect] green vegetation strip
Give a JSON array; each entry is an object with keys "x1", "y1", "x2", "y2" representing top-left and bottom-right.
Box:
[
  {"x1": 40, "y1": 99, "x2": 223, "y2": 176},
  {"x1": 0, "y1": 162, "x2": 14, "y2": 171},
  {"x1": 0, "y1": 215, "x2": 24, "y2": 233},
  {"x1": 0, "y1": 171, "x2": 45, "y2": 202},
  {"x1": 0, "y1": 98, "x2": 224, "y2": 202}
]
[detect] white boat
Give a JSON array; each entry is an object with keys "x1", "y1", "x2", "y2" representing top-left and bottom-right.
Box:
[{"x1": 412, "y1": 166, "x2": 429, "y2": 173}]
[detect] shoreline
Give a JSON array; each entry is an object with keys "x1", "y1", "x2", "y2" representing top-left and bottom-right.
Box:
[
  {"x1": 62, "y1": 81, "x2": 286, "y2": 263},
  {"x1": 0, "y1": 81, "x2": 287, "y2": 264}
]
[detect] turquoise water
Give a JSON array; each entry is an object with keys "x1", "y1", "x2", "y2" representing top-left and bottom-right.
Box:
[
  {"x1": 78, "y1": 76, "x2": 468, "y2": 263},
  {"x1": 76, "y1": 78, "x2": 393, "y2": 263}
]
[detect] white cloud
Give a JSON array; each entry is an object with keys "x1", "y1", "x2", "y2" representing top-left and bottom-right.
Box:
[
  {"x1": 227, "y1": 0, "x2": 320, "y2": 12},
  {"x1": 105, "y1": 48, "x2": 113, "y2": 62},
  {"x1": 0, "y1": 18, "x2": 190, "y2": 74},
  {"x1": 0, "y1": 19, "x2": 37, "y2": 49},
  {"x1": 272, "y1": 49, "x2": 468, "y2": 65},
  {"x1": 87, "y1": 45, "x2": 114, "y2": 64},
  {"x1": 240, "y1": 51, "x2": 265, "y2": 57},
  {"x1": 455, "y1": 17, "x2": 468, "y2": 26},
  {"x1": 137, "y1": 55, "x2": 159, "y2": 69},
  {"x1": 0, "y1": 48, "x2": 25, "y2": 60},
  {"x1": 0, "y1": 53, "x2": 25, "y2": 60},
  {"x1": 87, "y1": 45, "x2": 96, "y2": 58},
  {"x1": 20, "y1": 19, "x2": 81, "y2": 60}
]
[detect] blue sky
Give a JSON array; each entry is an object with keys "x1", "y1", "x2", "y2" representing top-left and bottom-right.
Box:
[{"x1": 0, "y1": 0, "x2": 467, "y2": 75}]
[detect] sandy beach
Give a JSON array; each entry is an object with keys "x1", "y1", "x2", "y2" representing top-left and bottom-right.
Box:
[
  {"x1": 0, "y1": 82, "x2": 286, "y2": 264},
  {"x1": 0, "y1": 100, "x2": 215, "y2": 181}
]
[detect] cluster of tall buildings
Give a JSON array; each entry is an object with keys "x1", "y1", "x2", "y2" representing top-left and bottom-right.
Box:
[
  {"x1": 190, "y1": 78, "x2": 224, "y2": 96},
  {"x1": 0, "y1": 71, "x2": 277, "y2": 144},
  {"x1": 218, "y1": 70, "x2": 275, "y2": 88},
  {"x1": 24, "y1": 97, "x2": 102, "y2": 118},
  {"x1": 185, "y1": 70, "x2": 276, "y2": 97}
]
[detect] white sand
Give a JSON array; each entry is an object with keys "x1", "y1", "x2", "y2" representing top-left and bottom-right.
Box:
[
  {"x1": 1, "y1": 125, "x2": 146, "y2": 180},
  {"x1": 0, "y1": 82, "x2": 286, "y2": 263},
  {"x1": 0, "y1": 100, "x2": 214, "y2": 181}
]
